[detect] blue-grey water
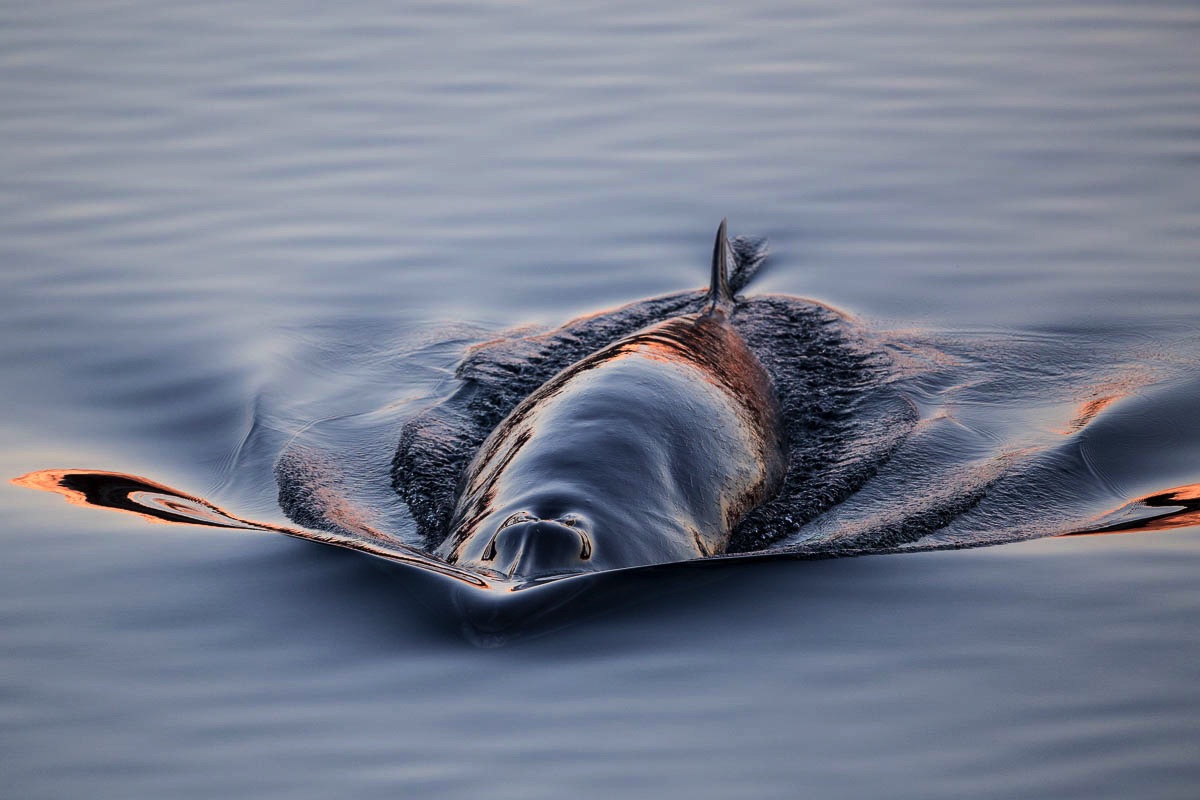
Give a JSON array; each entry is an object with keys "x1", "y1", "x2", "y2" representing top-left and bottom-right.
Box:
[{"x1": 2, "y1": 1, "x2": 1199, "y2": 797}]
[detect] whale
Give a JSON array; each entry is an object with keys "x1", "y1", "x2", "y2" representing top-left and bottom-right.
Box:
[{"x1": 434, "y1": 221, "x2": 788, "y2": 580}]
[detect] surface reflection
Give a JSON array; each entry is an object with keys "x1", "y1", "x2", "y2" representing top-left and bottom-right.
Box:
[
  {"x1": 12, "y1": 469, "x2": 488, "y2": 587},
  {"x1": 1066, "y1": 483, "x2": 1200, "y2": 537},
  {"x1": 1059, "y1": 395, "x2": 1121, "y2": 434},
  {"x1": 18, "y1": 465, "x2": 1200, "y2": 610}
]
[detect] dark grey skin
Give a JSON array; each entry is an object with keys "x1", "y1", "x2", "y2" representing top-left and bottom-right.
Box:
[{"x1": 436, "y1": 221, "x2": 787, "y2": 580}]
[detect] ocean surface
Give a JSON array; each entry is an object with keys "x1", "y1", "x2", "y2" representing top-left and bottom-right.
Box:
[{"x1": 2, "y1": 1, "x2": 1198, "y2": 797}]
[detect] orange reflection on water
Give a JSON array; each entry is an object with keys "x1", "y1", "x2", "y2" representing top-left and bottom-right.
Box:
[
  {"x1": 1057, "y1": 395, "x2": 1120, "y2": 435},
  {"x1": 12, "y1": 468, "x2": 490, "y2": 587},
  {"x1": 12, "y1": 469, "x2": 260, "y2": 529},
  {"x1": 1064, "y1": 483, "x2": 1200, "y2": 537}
]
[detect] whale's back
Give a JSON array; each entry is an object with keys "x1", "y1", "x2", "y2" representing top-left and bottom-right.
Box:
[{"x1": 440, "y1": 308, "x2": 786, "y2": 572}]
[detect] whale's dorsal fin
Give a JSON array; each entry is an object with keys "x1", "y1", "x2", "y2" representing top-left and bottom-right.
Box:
[{"x1": 706, "y1": 218, "x2": 734, "y2": 312}]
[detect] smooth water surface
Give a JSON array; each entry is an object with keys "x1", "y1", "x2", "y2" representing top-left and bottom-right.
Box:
[{"x1": 2, "y1": 1, "x2": 1198, "y2": 797}]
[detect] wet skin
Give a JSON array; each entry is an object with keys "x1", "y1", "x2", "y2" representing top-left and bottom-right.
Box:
[{"x1": 437, "y1": 308, "x2": 787, "y2": 579}]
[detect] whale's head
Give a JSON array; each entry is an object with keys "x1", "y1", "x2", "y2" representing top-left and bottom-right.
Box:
[
  {"x1": 474, "y1": 510, "x2": 593, "y2": 579},
  {"x1": 442, "y1": 495, "x2": 603, "y2": 580},
  {"x1": 440, "y1": 489, "x2": 707, "y2": 582}
]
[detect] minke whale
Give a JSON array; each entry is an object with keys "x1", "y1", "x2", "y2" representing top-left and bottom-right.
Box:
[
  {"x1": 434, "y1": 221, "x2": 787, "y2": 580},
  {"x1": 28, "y1": 217, "x2": 1183, "y2": 614}
]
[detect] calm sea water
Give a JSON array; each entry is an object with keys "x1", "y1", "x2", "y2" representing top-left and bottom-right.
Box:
[{"x1": 2, "y1": 1, "x2": 1198, "y2": 797}]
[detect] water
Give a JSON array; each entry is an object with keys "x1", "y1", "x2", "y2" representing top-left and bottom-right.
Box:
[{"x1": 2, "y1": 1, "x2": 1199, "y2": 797}]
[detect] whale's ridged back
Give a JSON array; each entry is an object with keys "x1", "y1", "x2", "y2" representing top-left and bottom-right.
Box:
[
  {"x1": 441, "y1": 308, "x2": 787, "y2": 566},
  {"x1": 393, "y1": 295, "x2": 912, "y2": 555},
  {"x1": 392, "y1": 228, "x2": 912, "y2": 555}
]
